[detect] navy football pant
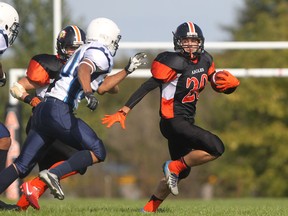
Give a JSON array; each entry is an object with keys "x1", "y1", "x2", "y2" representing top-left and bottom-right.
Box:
[
  {"x1": 0, "y1": 122, "x2": 10, "y2": 138},
  {"x1": 14, "y1": 97, "x2": 106, "y2": 177}
]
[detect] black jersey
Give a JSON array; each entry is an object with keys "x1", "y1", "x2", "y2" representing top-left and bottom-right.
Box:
[
  {"x1": 26, "y1": 53, "x2": 64, "y2": 98},
  {"x1": 26, "y1": 54, "x2": 64, "y2": 86},
  {"x1": 151, "y1": 51, "x2": 215, "y2": 119},
  {"x1": 125, "y1": 51, "x2": 215, "y2": 119}
]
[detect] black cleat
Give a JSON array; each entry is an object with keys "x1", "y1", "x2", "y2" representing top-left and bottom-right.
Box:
[{"x1": 0, "y1": 200, "x2": 20, "y2": 211}]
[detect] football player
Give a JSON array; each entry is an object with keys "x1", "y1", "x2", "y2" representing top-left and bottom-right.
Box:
[
  {"x1": 102, "y1": 21, "x2": 240, "y2": 212},
  {"x1": 9, "y1": 25, "x2": 86, "y2": 210},
  {"x1": 0, "y1": 2, "x2": 20, "y2": 211},
  {"x1": 0, "y1": 17, "x2": 147, "y2": 209}
]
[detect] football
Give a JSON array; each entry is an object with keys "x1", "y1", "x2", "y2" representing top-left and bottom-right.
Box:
[
  {"x1": 210, "y1": 71, "x2": 227, "y2": 92},
  {"x1": 210, "y1": 71, "x2": 237, "y2": 94}
]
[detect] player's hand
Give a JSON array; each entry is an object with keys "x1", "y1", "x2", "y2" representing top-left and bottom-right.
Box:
[
  {"x1": 125, "y1": 52, "x2": 147, "y2": 74},
  {"x1": 215, "y1": 70, "x2": 240, "y2": 91},
  {"x1": 24, "y1": 95, "x2": 42, "y2": 107},
  {"x1": 0, "y1": 72, "x2": 7, "y2": 87},
  {"x1": 85, "y1": 92, "x2": 99, "y2": 111},
  {"x1": 102, "y1": 110, "x2": 127, "y2": 129}
]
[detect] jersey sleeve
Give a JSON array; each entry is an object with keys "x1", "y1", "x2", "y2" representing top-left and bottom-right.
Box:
[
  {"x1": 83, "y1": 48, "x2": 111, "y2": 73},
  {"x1": 151, "y1": 60, "x2": 177, "y2": 83},
  {"x1": 208, "y1": 61, "x2": 216, "y2": 77},
  {"x1": 26, "y1": 58, "x2": 50, "y2": 86}
]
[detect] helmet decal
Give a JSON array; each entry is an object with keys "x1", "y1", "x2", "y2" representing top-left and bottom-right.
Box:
[
  {"x1": 71, "y1": 25, "x2": 84, "y2": 43},
  {"x1": 58, "y1": 30, "x2": 67, "y2": 40},
  {"x1": 186, "y1": 22, "x2": 198, "y2": 37}
]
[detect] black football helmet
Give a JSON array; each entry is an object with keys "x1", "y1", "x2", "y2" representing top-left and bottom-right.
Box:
[
  {"x1": 56, "y1": 25, "x2": 86, "y2": 61},
  {"x1": 173, "y1": 22, "x2": 205, "y2": 59}
]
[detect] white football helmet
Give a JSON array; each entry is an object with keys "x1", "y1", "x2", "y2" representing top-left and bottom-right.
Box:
[
  {"x1": 0, "y1": 2, "x2": 19, "y2": 46},
  {"x1": 86, "y1": 18, "x2": 121, "y2": 56}
]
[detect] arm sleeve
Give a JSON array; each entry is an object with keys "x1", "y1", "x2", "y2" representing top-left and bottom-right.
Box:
[{"x1": 124, "y1": 77, "x2": 160, "y2": 109}]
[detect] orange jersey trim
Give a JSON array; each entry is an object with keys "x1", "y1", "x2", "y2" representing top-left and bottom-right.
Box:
[
  {"x1": 26, "y1": 59, "x2": 50, "y2": 86},
  {"x1": 151, "y1": 61, "x2": 177, "y2": 83},
  {"x1": 161, "y1": 97, "x2": 174, "y2": 119},
  {"x1": 207, "y1": 61, "x2": 215, "y2": 76}
]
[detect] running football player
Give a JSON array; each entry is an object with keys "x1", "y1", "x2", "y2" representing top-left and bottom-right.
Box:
[
  {"x1": 102, "y1": 21, "x2": 240, "y2": 212},
  {"x1": 10, "y1": 25, "x2": 86, "y2": 210},
  {"x1": 0, "y1": 17, "x2": 147, "y2": 210},
  {"x1": 0, "y1": 2, "x2": 20, "y2": 211}
]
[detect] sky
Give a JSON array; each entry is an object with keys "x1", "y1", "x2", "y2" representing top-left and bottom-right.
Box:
[{"x1": 68, "y1": 0, "x2": 245, "y2": 42}]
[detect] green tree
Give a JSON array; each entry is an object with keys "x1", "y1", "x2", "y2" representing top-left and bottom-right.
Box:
[{"x1": 206, "y1": 0, "x2": 288, "y2": 197}]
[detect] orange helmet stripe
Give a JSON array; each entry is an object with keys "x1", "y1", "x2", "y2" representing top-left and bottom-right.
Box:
[
  {"x1": 71, "y1": 25, "x2": 82, "y2": 42},
  {"x1": 187, "y1": 22, "x2": 196, "y2": 34}
]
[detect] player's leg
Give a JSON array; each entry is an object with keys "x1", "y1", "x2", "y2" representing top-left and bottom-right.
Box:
[
  {"x1": 39, "y1": 117, "x2": 106, "y2": 200},
  {"x1": 19, "y1": 141, "x2": 86, "y2": 210},
  {"x1": 0, "y1": 123, "x2": 11, "y2": 172},
  {"x1": 160, "y1": 117, "x2": 225, "y2": 195},
  {"x1": 142, "y1": 177, "x2": 170, "y2": 212}
]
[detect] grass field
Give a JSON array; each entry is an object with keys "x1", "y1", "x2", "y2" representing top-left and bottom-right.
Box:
[{"x1": 2, "y1": 198, "x2": 288, "y2": 216}]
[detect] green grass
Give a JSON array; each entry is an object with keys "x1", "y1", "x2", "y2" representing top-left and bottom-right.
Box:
[{"x1": 2, "y1": 198, "x2": 288, "y2": 216}]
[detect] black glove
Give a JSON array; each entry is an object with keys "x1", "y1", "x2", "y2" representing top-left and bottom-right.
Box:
[
  {"x1": 125, "y1": 52, "x2": 147, "y2": 74},
  {"x1": 85, "y1": 92, "x2": 99, "y2": 111},
  {"x1": 0, "y1": 72, "x2": 7, "y2": 87}
]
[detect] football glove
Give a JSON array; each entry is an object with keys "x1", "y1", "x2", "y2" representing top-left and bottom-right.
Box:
[
  {"x1": 125, "y1": 52, "x2": 147, "y2": 74},
  {"x1": 0, "y1": 72, "x2": 7, "y2": 87},
  {"x1": 85, "y1": 92, "x2": 99, "y2": 111},
  {"x1": 102, "y1": 110, "x2": 127, "y2": 129},
  {"x1": 24, "y1": 95, "x2": 42, "y2": 107},
  {"x1": 214, "y1": 70, "x2": 240, "y2": 92}
]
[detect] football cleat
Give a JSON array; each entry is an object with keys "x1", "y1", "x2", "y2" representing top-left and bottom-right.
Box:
[
  {"x1": 140, "y1": 208, "x2": 155, "y2": 213},
  {"x1": 163, "y1": 160, "x2": 179, "y2": 196},
  {"x1": 21, "y1": 182, "x2": 41, "y2": 210},
  {"x1": 0, "y1": 200, "x2": 20, "y2": 211},
  {"x1": 39, "y1": 170, "x2": 64, "y2": 200},
  {"x1": 16, "y1": 193, "x2": 30, "y2": 211}
]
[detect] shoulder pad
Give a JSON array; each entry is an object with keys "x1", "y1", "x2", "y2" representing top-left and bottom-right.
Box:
[
  {"x1": 200, "y1": 51, "x2": 214, "y2": 64},
  {"x1": 154, "y1": 52, "x2": 189, "y2": 71}
]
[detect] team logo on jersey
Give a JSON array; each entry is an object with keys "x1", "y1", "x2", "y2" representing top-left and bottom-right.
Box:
[{"x1": 191, "y1": 68, "x2": 204, "y2": 75}]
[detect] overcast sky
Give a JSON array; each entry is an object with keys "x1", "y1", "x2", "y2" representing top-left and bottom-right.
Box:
[{"x1": 68, "y1": 0, "x2": 245, "y2": 42}]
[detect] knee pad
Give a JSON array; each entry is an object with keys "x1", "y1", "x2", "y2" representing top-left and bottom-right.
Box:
[{"x1": 91, "y1": 139, "x2": 106, "y2": 162}]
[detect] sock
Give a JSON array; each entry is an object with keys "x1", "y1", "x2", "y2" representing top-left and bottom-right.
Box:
[
  {"x1": 0, "y1": 150, "x2": 8, "y2": 172},
  {"x1": 168, "y1": 157, "x2": 188, "y2": 175},
  {"x1": 0, "y1": 164, "x2": 19, "y2": 193},
  {"x1": 49, "y1": 150, "x2": 92, "y2": 179},
  {"x1": 143, "y1": 195, "x2": 163, "y2": 212}
]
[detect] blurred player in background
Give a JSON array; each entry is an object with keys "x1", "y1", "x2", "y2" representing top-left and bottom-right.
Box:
[
  {"x1": 0, "y1": 17, "x2": 147, "y2": 209},
  {"x1": 10, "y1": 25, "x2": 86, "y2": 210},
  {"x1": 0, "y1": 1, "x2": 19, "y2": 172},
  {"x1": 102, "y1": 21, "x2": 240, "y2": 212},
  {"x1": 0, "y1": 2, "x2": 20, "y2": 211}
]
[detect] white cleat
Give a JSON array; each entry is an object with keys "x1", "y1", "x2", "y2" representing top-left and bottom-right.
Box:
[
  {"x1": 163, "y1": 160, "x2": 179, "y2": 196},
  {"x1": 39, "y1": 169, "x2": 64, "y2": 200}
]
